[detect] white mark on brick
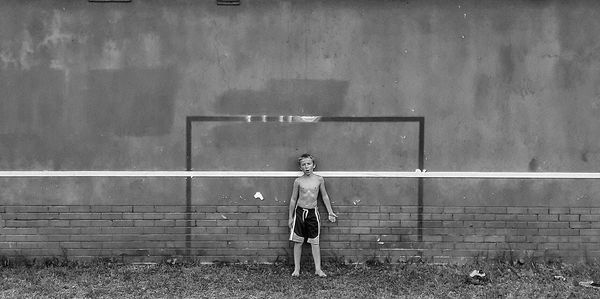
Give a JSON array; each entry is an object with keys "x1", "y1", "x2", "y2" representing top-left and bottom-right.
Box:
[
  {"x1": 353, "y1": 199, "x2": 361, "y2": 206},
  {"x1": 254, "y1": 192, "x2": 264, "y2": 200},
  {"x1": 221, "y1": 214, "x2": 228, "y2": 220}
]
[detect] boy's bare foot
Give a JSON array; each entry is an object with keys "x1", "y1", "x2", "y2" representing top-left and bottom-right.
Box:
[
  {"x1": 315, "y1": 270, "x2": 327, "y2": 277},
  {"x1": 291, "y1": 271, "x2": 300, "y2": 277}
]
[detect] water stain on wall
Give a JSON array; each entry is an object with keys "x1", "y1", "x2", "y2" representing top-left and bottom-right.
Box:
[
  {"x1": 498, "y1": 45, "x2": 515, "y2": 84},
  {"x1": 474, "y1": 74, "x2": 491, "y2": 112},
  {"x1": 0, "y1": 66, "x2": 64, "y2": 134},
  {"x1": 554, "y1": 58, "x2": 583, "y2": 91},
  {"x1": 554, "y1": 2, "x2": 600, "y2": 91},
  {"x1": 0, "y1": 66, "x2": 68, "y2": 169},
  {"x1": 528, "y1": 158, "x2": 539, "y2": 171},
  {"x1": 86, "y1": 67, "x2": 179, "y2": 136}
]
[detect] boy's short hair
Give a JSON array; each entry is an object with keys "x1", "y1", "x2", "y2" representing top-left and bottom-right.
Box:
[{"x1": 298, "y1": 153, "x2": 315, "y2": 165}]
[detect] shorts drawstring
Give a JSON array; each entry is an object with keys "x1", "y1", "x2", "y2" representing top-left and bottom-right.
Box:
[{"x1": 302, "y1": 208, "x2": 309, "y2": 222}]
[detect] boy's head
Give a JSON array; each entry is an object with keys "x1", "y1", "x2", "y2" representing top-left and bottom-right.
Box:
[{"x1": 298, "y1": 153, "x2": 316, "y2": 173}]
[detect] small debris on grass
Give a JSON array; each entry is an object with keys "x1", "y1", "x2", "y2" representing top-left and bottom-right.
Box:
[
  {"x1": 466, "y1": 270, "x2": 489, "y2": 285},
  {"x1": 579, "y1": 281, "x2": 600, "y2": 289},
  {"x1": 553, "y1": 275, "x2": 566, "y2": 281},
  {"x1": 469, "y1": 270, "x2": 485, "y2": 278}
]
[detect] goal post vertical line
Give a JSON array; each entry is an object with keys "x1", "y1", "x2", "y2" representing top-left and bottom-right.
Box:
[
  {"x1": 418, "y1": 117, "x2": 425, "y2": 243},
  {"x1": 185, "y1": 117, "x2": 192, "y2": 257}
]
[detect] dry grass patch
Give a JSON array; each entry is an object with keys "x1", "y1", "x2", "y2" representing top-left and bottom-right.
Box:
[{"x1": 0, "y1": 259, "x2": 599, "y2": 298}]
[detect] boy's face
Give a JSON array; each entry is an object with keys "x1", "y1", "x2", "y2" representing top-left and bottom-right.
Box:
[{"x1": 299, "y1": 157, "x2": 315, "y2": 175}]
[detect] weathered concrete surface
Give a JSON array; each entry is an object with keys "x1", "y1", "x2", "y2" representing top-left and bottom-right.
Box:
[
  {"x1": 0, "y1": 0, "x2": 599, "y2": 204},
  {"x1": 2, "y1": 0, "x2": 600, "y2": 261}
]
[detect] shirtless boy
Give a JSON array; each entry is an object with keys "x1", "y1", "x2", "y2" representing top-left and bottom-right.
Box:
[{"x1": 288, "y1": 153, "x2": 337, "y2": 277}]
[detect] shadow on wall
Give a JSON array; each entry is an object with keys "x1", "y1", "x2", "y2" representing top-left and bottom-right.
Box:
[{"x1": 216, "y1": 79, "x2": 349, "y2": 115}]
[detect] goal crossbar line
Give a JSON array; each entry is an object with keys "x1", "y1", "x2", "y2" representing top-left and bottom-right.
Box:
[{"x1": 0, "y1": 171, "x2": 599, "y2": 179}]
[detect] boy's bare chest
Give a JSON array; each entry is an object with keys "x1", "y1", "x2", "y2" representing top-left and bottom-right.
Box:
[
  {"x1": 297, "y1": 180, "x2": 319, "y2": 208},
  {"x1": 298, "y1": 178, "x2": 319, "y2": 192},
  {"x1": 299, "y1": 184, "x2": 319, "y2": 194}
]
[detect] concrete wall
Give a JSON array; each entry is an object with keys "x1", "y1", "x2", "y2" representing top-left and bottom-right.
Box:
[{"x1": 2, "y1": 0, "x2": 600, "y2": 263}]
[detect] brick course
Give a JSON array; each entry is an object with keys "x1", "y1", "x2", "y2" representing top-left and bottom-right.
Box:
[{"x1": 1, "y1": 204, "x2": 599, "y2": 263}]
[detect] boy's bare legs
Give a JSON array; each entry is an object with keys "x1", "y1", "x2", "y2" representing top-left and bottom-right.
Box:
[
  {"x1": 292, "y1": 242, "x2": 302, "y2": 276},
  {"x1": 311, "y1": 244, "x2": 326, "y2": 277}
]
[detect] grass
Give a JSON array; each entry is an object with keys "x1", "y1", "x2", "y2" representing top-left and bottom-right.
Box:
[{"x1": 0, "y1": 258, "x2": 599, "y2": 298}]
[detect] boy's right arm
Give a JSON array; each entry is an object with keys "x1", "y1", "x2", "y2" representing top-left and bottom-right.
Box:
[{"x1": 288, "y1": 179, "x2": 299, "y2": 228}]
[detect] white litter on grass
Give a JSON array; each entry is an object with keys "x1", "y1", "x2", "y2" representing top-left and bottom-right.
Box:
[
  {"x1": 353, "y1": 199, "x2": 361, "y2": 205},
  {"x1": 254, "y1": 192, "x2": 264, "y2": 200}
]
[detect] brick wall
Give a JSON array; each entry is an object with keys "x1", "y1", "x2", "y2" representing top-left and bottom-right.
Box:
[{"x1": 1, "y1": 204, "x2": 598, "y2": 263}]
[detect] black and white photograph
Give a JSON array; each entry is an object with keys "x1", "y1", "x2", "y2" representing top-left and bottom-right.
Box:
[{"x1": 1, "y1": 0, "x2": 600, "y2": 297}]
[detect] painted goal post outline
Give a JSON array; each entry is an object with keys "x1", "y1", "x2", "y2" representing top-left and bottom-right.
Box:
[{"x1": 185, "y1": 115, "x2": 425, "y2": 256}]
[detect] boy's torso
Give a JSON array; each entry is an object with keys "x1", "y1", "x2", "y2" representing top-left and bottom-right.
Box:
[{"x1": 296, "y1": 175, "x2": 321, "y2": 209}]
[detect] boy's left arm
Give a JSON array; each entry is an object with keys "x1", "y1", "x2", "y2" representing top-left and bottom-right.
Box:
[{"x1": 319, "y1": 177, "x2": 337, "y2": 222}]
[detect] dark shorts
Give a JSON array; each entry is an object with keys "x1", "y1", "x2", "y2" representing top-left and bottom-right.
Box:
[{"x1": 289, "y1": 207, "x2": 320, "y2": 244}]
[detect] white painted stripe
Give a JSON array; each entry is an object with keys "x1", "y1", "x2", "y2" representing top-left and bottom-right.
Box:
[{"x1": 0, "y1": 171, "x2": 599, "y2": 179}]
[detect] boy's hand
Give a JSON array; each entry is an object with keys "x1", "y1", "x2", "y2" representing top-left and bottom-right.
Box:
[
  {"x1": 328, "y1": 212, "x2": 337, "y2": 223},
  {"x1": 288, "y1": 218, "x2": 294, "y2": 229}
]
